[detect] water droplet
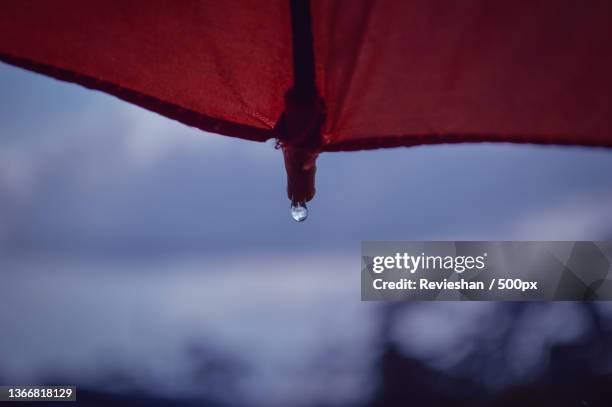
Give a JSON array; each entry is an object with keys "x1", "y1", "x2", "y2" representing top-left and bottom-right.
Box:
[{"x1": 290, "y1": 201, "x2": 308, "y2": 222}]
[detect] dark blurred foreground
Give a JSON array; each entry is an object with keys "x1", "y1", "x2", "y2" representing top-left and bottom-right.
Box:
[{"x1": 3, "y1": 302, "x2": 611, "y2": 407}]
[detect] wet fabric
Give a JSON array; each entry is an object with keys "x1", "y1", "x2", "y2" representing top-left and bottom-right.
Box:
[{"x1": 1, "y1": 0, "x2": 612, "y2": 151}]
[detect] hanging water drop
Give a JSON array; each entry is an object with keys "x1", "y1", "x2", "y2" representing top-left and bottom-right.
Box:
[{"x1": 290, "y1": 201, "x2": 308, "y2": 222}]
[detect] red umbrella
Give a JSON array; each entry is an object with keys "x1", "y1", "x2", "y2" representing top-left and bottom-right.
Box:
[{"x1": 1, "y1": 0, "x2": 611, "y2": 221}]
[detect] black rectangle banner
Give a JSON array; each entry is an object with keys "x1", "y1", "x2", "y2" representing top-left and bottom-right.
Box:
[{"x1": 361, "y1": 241, "x2": 612, "y2": 301}]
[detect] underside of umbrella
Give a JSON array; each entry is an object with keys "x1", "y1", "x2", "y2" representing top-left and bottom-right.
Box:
[{"x1": 1, "y1": 0, "x2": 611, "y2": 213}]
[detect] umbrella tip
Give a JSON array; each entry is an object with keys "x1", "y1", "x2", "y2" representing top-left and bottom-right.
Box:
[
  {"x1": 282, "y1": 145, "x2": 317, "y2": 222},
  {"x1": 278, "y1": 88, "x2": 325, "y2": 222}
]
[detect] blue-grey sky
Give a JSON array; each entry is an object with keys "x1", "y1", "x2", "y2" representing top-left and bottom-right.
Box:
[
  {"x1": 1, "y1": 62, "x2": 612, "y2": 405},
  {"x1": 2, "y1": 63, "x2": 612, "y2": 257}
]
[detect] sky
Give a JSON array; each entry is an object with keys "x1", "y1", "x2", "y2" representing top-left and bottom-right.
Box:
[
  {"x1": 1, "y1": 62, "x2": 612, "y2": 405},
  {"x1": 2, "y1": 63, "x2": 612, "y2": 256}
]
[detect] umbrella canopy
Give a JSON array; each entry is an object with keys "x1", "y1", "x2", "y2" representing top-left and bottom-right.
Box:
[{"x1": 1, "y1": 0, "x2": 611, "y2": 219}]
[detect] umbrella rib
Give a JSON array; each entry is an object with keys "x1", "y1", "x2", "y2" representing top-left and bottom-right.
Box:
[{"x1": 289, "y1": 0, "x2": 318, "y2": 103}]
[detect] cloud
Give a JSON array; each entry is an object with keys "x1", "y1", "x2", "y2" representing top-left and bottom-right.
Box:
[
  {"x1": 511, "y1": 192, "x2": 612, "y2": 239},
  {"x1": 2, "y1": 62, "x2": 612, "y2": 253},
  {"x1": 0, "y1": 252, "x2": 372, "y2": 405}
]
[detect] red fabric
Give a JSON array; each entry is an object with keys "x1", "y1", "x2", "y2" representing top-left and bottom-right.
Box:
[
  {"x1": 0, "y1": 0, "x2": 291, "y2": 141},
  {"x1": 1, "y1": 0, "x2": 612, "y2": 150},
  {"x1": 313, "y1": 0, "x2": 612, "y2": 151}
]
